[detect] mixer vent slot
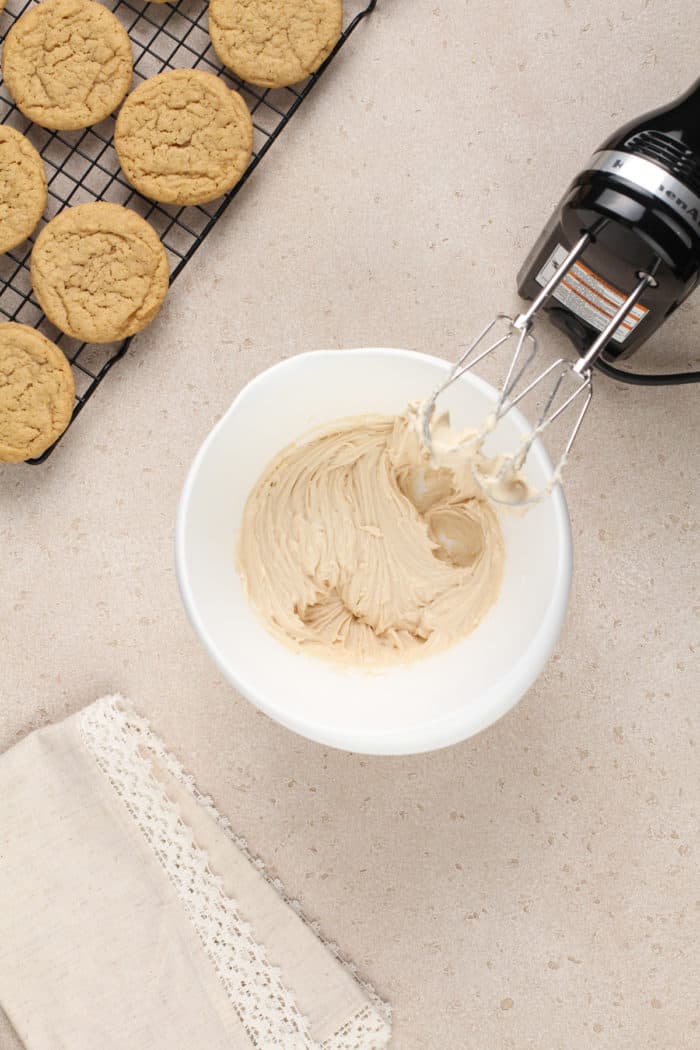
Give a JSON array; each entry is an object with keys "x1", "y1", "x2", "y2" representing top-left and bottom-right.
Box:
[{"x1": 626, "y1": 130, "x2": 700, "y2": 198}]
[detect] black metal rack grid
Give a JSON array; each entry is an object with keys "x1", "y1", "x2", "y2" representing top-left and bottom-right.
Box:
[{"x1": 0, "y1": 0, "x2": 376, "y2": 462}]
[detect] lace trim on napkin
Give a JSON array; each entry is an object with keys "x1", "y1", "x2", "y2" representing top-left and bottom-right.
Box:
[{"x1": 79, "y1": 697, "x2": 391, "y2": 1050}]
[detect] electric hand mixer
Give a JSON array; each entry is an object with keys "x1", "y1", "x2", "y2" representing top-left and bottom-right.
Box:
[{"x1": 421, "y1": 76, "x2": 700, "y2": 503}]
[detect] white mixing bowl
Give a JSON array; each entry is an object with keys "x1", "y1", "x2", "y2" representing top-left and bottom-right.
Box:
[{"x1": 176, "y1": 348, "x2": 572, "y2": 755}]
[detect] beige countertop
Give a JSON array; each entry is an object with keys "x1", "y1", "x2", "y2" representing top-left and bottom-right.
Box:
[{"x1": 1, "y1": 1, "x2": 698, "y2": 1046}]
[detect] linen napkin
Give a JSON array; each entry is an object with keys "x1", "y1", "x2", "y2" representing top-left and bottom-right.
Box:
[{"x1": 0, "y1": 696, "x2": 391, "y2": 1050}]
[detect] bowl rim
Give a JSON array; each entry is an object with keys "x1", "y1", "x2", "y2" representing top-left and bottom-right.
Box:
[{"x1": 175, "y1": 347, "x2": 572, "y2": 755}]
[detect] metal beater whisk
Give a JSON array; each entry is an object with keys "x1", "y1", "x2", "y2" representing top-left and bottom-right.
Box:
[{"x1": 420, "y1": 231, "x2": 661, "y2": 506}]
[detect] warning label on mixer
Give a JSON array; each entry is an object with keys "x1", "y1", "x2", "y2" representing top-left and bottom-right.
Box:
[{"x1": 536, "y1": 244, "x2": 649, "y2": 343}]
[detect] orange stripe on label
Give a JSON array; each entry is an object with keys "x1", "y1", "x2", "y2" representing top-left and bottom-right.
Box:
[
  {"x1": 575, "y1": 259, "x2": 629, "y2": 297},
  {"x1": 561, "y1": 279, "x2": 634, "y2": 329},
  {"x1": 570, "y1": 264, "x2": 648, "y2": 318}
]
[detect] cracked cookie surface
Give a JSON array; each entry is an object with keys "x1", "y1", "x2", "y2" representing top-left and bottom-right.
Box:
[
  {"x1": 0, "y1": 322, "x2": 75, "y2": 462},
  {"x1": 0, "y1": 126, "x2": 48, "y2": 255},
  {"x1": 31, "y1": 202, "x2": 169, "y2": 343},
  {"x1": 115, "y1": 69, "x2": 254, "y2": 206},
  {"x1": 209, "y1": 0, "x2": 342, "y2": 89},
  {"x1": 2, "y1": 0, "x2": 134, "y2": 131}
]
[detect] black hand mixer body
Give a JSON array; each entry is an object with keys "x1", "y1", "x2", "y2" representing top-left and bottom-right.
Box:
[
  {"x1": 422, "y1": 79, "x2": 700, "y2": 503},
  {"x1": 517, "y1": 77, "x2": 700, "y2": 384}
]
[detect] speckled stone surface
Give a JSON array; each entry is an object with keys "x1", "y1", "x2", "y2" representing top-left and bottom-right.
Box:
[{"x1": 0, "y1": 1, "x2": 698, "y2": 1047}]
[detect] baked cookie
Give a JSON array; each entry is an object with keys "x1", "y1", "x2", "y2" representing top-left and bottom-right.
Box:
[
  {"x1": 2, "y1": 0, "x2": 133, "y2": 131},
  {"x1": 114, "y1": 70, "x2": 253, "y2": 206},
  {"x1": 208, "y1": 0, "x2": 342, "y2": 89},
  {"x1": 31, "y1": 202, "x2": 169, "y2": 343},
  {"x1": 0, "y1": 322, "x2": 75, "y2": 462},
  {"x1": 0, "y1": 126, "x2": 48, "y2": 255}
]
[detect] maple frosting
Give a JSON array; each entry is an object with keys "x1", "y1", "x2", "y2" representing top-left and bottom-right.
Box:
[{"x1": 238, "y1": 410, "x2": 505, "y2": 666}]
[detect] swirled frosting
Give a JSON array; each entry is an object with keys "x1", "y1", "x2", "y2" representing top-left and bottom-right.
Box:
[{"x1": 238, "y1": 409, "x2": 505, "y2": 666}]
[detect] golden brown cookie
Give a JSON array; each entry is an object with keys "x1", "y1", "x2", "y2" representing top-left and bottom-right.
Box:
[
  {"x1": 114, "y1": 70, "x2": 254, "y2": 206},
  {"x1": 31, "y1": 202, "x2": 169, "y2": 343},
  {"x1": 0, "y1": 322, "x2": 75, "y2": 462},
  {"x1": 208, "y1": 0, "x2": 342, "y2": 89},
  {"x1": 2, "y1": 0, "x2": 134, "y2": 131},
  {"x1": 0, "y1": 126, "x2": 48, "y2": 255}
]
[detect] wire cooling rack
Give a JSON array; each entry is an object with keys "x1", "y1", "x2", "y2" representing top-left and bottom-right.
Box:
[{"x1": 0, "y1": 0, "x2": 376, "y2": 463}]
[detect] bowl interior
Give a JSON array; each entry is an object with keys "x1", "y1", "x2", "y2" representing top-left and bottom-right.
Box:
[{"x1": 176, "y1": 348, "x2": 571, "y2": 754}]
